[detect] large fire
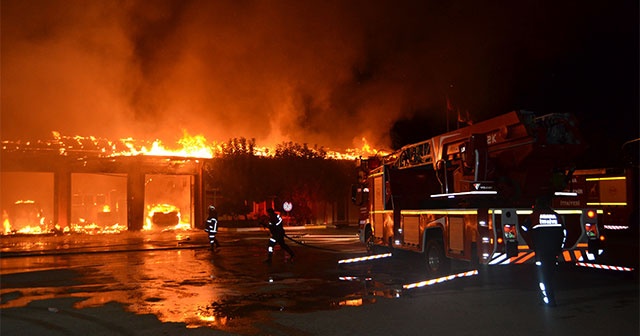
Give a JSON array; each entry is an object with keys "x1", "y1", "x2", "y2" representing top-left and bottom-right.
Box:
[
  {"x1": 1, "y1": 131, "x2": 389, "y2": 236},
  {"x1": 2, "y1": 131, "x2": 388, "y2": 160}
]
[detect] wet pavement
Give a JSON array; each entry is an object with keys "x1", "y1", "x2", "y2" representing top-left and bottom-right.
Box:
[
  {"x1": 0, "y1": 227, "x2": 369, "y2": 334},
  {"x1": 1, "y1": 227, "x2": 638, "y2": 335}
]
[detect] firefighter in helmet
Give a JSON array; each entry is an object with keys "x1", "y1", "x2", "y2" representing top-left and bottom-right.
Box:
[
  {"x1": 205, "y1": 205, "x2": 220, "y2": 251},
  {"x1": 265, "y1": 208, "x2": 294, "y2": 263},
  {"x1": 522, "y1": 195, "x2": 566, "y2": 307}
]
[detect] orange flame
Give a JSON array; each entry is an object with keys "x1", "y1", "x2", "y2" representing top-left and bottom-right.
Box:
[
  {"x1": 2, "y1": 210, "x2": 11, "y2": 234},
  {"x1": 119, "y1": 131, "x2": 215, "y2": 158},
  {"x1": 44, "y1": 131, "x2": 389, "y2": 160},
  {"x1": 5, "y1": 131, "x2": 390, "y2": 161},
  {"x1": 145, "y1": 204, "x2": 191, "y2": 231}
]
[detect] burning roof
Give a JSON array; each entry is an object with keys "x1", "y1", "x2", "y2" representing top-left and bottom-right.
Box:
[{"x1": 2, "y1": 131, "x2": 388, "y2": 160}]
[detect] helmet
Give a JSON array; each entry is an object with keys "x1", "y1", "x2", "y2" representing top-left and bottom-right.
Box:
[
  {"x1": 209, "y1": 205, "x2": 216, "y2": 211},
  {"x1": 267, "y1": 208, "x2": 275, "y2": 214}
]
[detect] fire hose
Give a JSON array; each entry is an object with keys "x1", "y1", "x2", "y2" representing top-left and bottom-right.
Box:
[
  {"x1": 283, "y1": 233, "x2": 341, "y2": 252},
  {"x1": 258, "y1": 216, "x2": 341, "y2": 252}
]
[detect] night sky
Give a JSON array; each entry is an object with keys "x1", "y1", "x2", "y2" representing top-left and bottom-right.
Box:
[{"x1": 1, "y1": 1, "x2": 638, "y2": 166}]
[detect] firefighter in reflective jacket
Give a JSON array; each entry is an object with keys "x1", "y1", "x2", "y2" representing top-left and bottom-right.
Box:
[
  {"x1": 205, "y1": 205, "x2": 220, "y2": 251},
  {"x1": 522, "y1": 196, "x2": 566, "y2": 307},
  {"x1": 265, "y1": 208, "x2": 294, "y2": 263}
]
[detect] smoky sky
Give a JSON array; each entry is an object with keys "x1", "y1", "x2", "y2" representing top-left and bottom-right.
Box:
[{"x1": 1, "y1": 0, "x2": 637, "y2": 153}]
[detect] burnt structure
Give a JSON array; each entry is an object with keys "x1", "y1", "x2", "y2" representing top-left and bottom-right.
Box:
[{"x1": 1, "y1": 149, "x2": 205, "y2": 231}]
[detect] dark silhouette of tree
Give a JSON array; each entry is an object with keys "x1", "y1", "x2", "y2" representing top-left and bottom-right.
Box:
[
  {"x1": 205, "y1": 137, "x2": 259, "y2": 220},
  {"x1": 274, "y1": 142, "x2": 327, "y2": 159},
  {"x1": 221, "y1": 137, "x2": 255, "y2": 157},
  {"x1": 203, "y1": 139, "x2": 356, "y2": 223}
]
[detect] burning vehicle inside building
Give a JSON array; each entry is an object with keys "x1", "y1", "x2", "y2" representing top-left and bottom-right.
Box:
[
  {"x1": 146, "y1": 203, "x2": 190, "y2": 231},
  {"x1": 143, "y1": 174, "x2": 193, "y2": 231},
  {"x1": 3, "y1": 200, "x2": 50, "y2": 235}
]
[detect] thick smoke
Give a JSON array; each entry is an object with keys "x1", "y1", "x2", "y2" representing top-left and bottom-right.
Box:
[{"x1": 1, "y1": 1, "x2": 637, "y2": 152}]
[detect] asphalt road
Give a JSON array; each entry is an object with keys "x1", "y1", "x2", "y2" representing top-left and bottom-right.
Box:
[{"x1": 1, "y1": 228, "x2": 638, "y2": 335}]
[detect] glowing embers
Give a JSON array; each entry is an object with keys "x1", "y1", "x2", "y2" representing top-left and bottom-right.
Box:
[
  {"x1": 337, "y1": 252, "x2": 392, "y2": 264},
  {"x1": 403, "y1": 270, "x2": 479, "y2": 289},
  {"x1": 66, "y1": 221, "x2": 128, "y2": 234},
  {"x1": 576, "y1": 262, "x2": 635, "y2": 272}
]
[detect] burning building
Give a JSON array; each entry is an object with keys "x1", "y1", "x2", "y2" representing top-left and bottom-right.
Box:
[
  {"x1": 1, "y1": 133, "x2": 378, "y2": 235},
  {"x1": 1, "y1": 135, "x2": 205, "y2": 234}
]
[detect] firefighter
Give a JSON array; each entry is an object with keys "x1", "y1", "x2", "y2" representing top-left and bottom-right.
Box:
[
  {"x1": 265, "y1": 208, "x2": 294, "y2": 263},
  {"x1": 204, "y1": 205, "x2": 220, "y2": 251},
  {"x1": 522, "y1": 195, "x2": 566, "y2": 307}
]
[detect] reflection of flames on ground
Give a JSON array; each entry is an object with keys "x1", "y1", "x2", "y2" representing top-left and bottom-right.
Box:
[{"x1": 145, "y1": 204, "x2": 191, "y2": 232}]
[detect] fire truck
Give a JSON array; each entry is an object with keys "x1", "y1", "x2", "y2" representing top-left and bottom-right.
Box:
[
  {"x1": 564, "y1": 138, "x2": 639, "y2": 269},
  {"x1": 352, "y1": 110, "x2": 603, "y2": 274}
]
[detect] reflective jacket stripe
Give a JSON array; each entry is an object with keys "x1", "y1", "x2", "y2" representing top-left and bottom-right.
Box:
[{"x1": 532, "y1": 223, "x2": 563, "y2": 229}]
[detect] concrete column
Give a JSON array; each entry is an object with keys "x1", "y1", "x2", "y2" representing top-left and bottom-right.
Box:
[
  {"x1": 193, "y1": 171, "x2": 204, "y2": 230},
  {"x1": 127, "y1": 169, "x2": 145, "y2": 231},
  {"x1": 53, "y1": 169, "x2": 71, "y2": 230}
]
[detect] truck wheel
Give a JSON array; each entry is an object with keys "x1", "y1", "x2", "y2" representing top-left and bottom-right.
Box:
[
  {"x1": 425, "y1": 239, "x2": 449, "y2": 275},
  {"x1": 364, "y1": 226, "x2": 374, "y2": 254}
]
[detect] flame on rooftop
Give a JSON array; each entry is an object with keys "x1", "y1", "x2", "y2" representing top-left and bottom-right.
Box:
[{"x1": 2, "y1": 131, "x2": 389, "y2": 160}]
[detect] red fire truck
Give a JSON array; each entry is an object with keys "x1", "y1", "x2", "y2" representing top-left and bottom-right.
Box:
[{"x1": 352, "y1": 110, "x2": 604, "y2": 274}]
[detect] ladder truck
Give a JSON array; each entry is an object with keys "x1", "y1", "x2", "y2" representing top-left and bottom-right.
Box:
[{"x1": 352, "y1": 110, "x2": 603, "y2": 274}]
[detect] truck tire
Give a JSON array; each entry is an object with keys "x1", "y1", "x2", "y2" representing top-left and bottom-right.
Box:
[
  {"x1": 425, "y1": 239, "x2": 450, "y2": 275},
  {"x1": 364, "y1": 226, "x2": 374, "y2": 254}
]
